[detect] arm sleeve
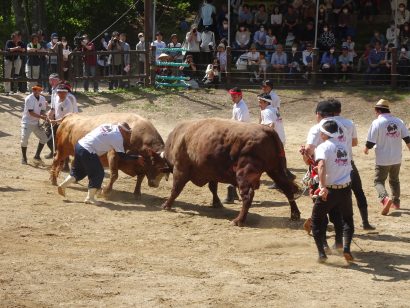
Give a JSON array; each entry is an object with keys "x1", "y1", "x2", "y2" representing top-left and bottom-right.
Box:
[
  {"x1": 367, "y1": 121, "x2": 378, "y2": 144},
  {"x1": 306, "y1": 125, "x2": 320, "y2": 146},
  {"x1": 112, "y1": 134, "x2": 125, "y2": 153},
  {"x1": 26, "y1": 97, "x2": 35, "y2": 111},
  {"x1": 314, "y1": 145, "x2": 326, "y2": 162}
]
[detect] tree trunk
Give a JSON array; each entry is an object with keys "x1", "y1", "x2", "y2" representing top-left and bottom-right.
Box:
[
  {"x1": 11, "y1": 0, "x2": 29, "y2": 39},
  {"x1": 31, "y1": 0, "x2": 47, "y2": 34},
  {"x1": 0, "y1": 0, "x2": 12, "y2": 25}
]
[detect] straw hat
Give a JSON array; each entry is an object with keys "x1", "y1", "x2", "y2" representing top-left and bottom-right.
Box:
[{"x1": 375, "y1": 99, "x2": 390, "y2": 109}]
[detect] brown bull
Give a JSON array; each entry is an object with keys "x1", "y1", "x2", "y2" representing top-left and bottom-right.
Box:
[
  {"x1": 162, "y1": 118, "x2": 301, "y2": 226},
  {"x1": 50, "y1": 113, "x2": 167, "y2": 197}
]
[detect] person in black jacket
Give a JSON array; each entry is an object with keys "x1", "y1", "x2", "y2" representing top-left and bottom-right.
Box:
[
  {"x1": 287, "y1": 43, "x2": 303, "y2": 82},
  {"x1": 4, "y1": 31, "x2": 26, "y2": 95}
]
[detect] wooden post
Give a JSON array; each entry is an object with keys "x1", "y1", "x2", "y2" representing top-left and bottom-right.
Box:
[
  {"x1": 150, "y1": 45, "x2": 156, "y2": 87},
  {"x1": 144, "y1": 0, "x2": 153, "y2": 86},
  {"x1": 56, "y1": 43, "x2": 65, "y2": 81},
  {"x1": 312, "y1": 47, "x2": 319, "y2": 86},
  {"x1": 391, "y1": 47, "x2": 397, "y2": 88},
  {"x1": 226, "y1": 46, "x2": 232, "y2": 87}
]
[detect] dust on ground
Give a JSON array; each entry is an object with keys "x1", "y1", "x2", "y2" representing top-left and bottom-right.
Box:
[{"x1": 0, "y1": 88, "x2": 409, "y2": 307}]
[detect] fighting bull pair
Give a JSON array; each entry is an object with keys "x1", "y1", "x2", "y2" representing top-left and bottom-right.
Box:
[{"x1": 52, "y1": 114, "x2": 301, "y2": 227}]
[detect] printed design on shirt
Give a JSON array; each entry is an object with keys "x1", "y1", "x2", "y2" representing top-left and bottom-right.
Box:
[
  {"x1": 334, "y1": 145, "x2": 348, "y2": 166},
  {"x1": 386, "y1": 122, "x2": 400, "y2": 138},
  {"x1": 337, "y1": 126, "x2": 346, "y2": 143},
  {"x1": 100, "y1": 125, "x2": 113, "y2": 135}
]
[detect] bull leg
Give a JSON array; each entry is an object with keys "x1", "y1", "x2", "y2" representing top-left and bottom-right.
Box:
[
  {"x1": 268, "y1": 170, "x2": 301, "y2": 221},
  {"x1": 133, "y1": 174, "x2": 145, "y2": 199},
  {"x1": 161, "y1": 169, "x2": 189, "y2": 210},
  {"x1": 208, "y1": 181, "x2": 223, "y2": 208},
  {"x1": 232, "y1": 185, "x2": 254, "y2": 227},
  {"x1": 102, "y1": 151, "x2": 119, "y2": 197}
]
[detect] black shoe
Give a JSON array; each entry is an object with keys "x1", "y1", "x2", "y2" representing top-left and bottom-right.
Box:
[
  {"x1": 362, "y1": 222, "x2": 376, "y2": 230},
  {"x1": 21, "y1": 158, "x2": 27, "y2": 165},
  {"x1": 45, "y1": 152, "x2": 53, "y2": 159},
  {"x1": 318, "y1": 253, "x2": 328, "y2": 263}
]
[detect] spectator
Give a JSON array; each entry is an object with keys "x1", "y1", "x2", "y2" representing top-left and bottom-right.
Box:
[
  {"x1": 233, "y1": 25, "x2": 251, "y2": 58},
  {"x1": 136, "y1": 33, "x2": 145, "y2": 84},
  {"x1": 254, "y1": 4, "x2": 269, "y2": 26},
  {"x1": 185, "y1": 25, "x2": 201, "y2": 65},
  {"x1": 271, "y1": 44, "x2": 288, "y2": 77},
  {"x1": 357, "y1": 43, "x2": 372, "y2": 73},
  {"x1": 367, "y1": 40, "x2": 386, "y2": 84},
  {"x1": 26, "y1": 34, "x2": 42, "y2": 90},
  {"x1": 396, "y1": 3, "x2": 410, "y2": 28},
  {"x1": 245, "y1": 44, "x2": 260, "y2": 82},
  {"x1": 264, "y1": 27, "x2": 277, "y2": 62},
  {"x1": 218, "y1": 18, "x2": 229, "y2": 41},
  {"x1": 283, "y1": 5, "x2": 299, "y2": 37},
  {"x1": 318, "y1": 5, "x2": 327, "y2": 29},
  {"x1": 107, "y1": 31, "x2": 123, "y2": 90},
  {"x1": 298, "y1": 21, "x2": 315, "y2": 49},
  {"x1": 370, "y1": 30, "x2": 387, "y2": 47},
  {"x1": 302, "y1": 42, "x2": 314, "y2": 80},
  {"x1": 61, "y1": 36, "x2": 71, "y2": 81},
  {"x1": 259, "y1": 52, "x2": 268, "y2": 81},
  {"x1": 337, "y1": 6, "x2": 353, "y2": 40},
  {"x1": 400, "y1": 22, "x2": 410, "y2": 49},
  {"x1": 216, "y1": 4, "x2": 228, "y2": 32},
  {"x1": 97, "y1": 35, "x2": 109, "y2": 78},
  {"x1": 361, "y1": 0, "x2": 375, "y2": 22},
  {"x1": 342, "y1": 36, "x2": 357, "y2": 62},
  {"x1": 386, "y1": 21, "x2": 400, "y2": 47},
  {"x1": 339, "y1": 46, "x2": 353, "y2": 82},
  {"x1": 200, "y1": 26, "x2": 216, "y2": 69},
  {"x1": 179, "y1": 17, "x2": 190, "y2": 33},
  {"x1": 151, "y1": 31, "x2": 166, "y2": 60},
  {"x1": 287, "y1": 43, "x2": 302, "y2": 81},
  {"x1": 398, "y1": 47, "x2": 410, "y2": 86},
  {"x1": 253, "y1": 25, "x2": 267, "y2": 50},
  {"x1": 168, "y1": 34, "x2": 183, "y2": 62},
  {"x1": 4, "y1": 31, "x2": 25, "y2": 95},
  {"x1": 179, "y1": 54, "x2": 199, "y2": 88},
  {"x1": 216, "y1": 43, "x2": 227, "y2": 74},
  {"x1": 238, "y1": 4, "x2": 253, "y2": 27},
  {"x1": 270, "y1": 6, "x2": 283, "y2": 38},
  {"x1": 383, "y1": 43, "x2": 395, "y2": 74},
  {"x1": 203, "y1": 58, "x2": 220, "y2": 87},
  {"x1": 320, "y1": 47, "x2": 337, "y2": 85},
  {"x1": 200, "y1": 0, "x2": 216, "y2": 31},
  {"x1": 47, "y1": 32, "x2": 59, "y2": 74},
  {"x1": 318, "y1": 24, "x2": 336, "y2": 52},
  {"x1": 79, "y1": 34, "x2": 98, "y2": 92},
  {"x1": 301, "y1": 0, "x2": 316, "y2": 22},
  {"x1": 37, "y1": 31, "x2": 49, "y2": 93}
]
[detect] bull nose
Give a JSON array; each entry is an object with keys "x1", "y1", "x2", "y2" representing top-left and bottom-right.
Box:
[{"x1": 148, "y1": 180, "x2": 160, "y2": 188}]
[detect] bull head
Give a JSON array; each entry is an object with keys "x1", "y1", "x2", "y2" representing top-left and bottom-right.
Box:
[{"x1": 144, "y1": 148, "x2": 171, "y2": 187}]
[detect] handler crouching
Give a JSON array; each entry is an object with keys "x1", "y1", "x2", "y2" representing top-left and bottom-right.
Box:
[
  {"x1": 57, "y1": 122, "x2": 132, "y2": 204},
  {"x1": 312, "y1": 120, "x2": 354, "y2": 263}
]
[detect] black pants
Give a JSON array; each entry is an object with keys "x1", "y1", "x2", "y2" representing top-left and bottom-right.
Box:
[
  {"x1": 351, "y1": 160, "x2": 369, "y2": 224},
  {"x1": 311, "y1": 186, "x2": 354, "y2": 253}
]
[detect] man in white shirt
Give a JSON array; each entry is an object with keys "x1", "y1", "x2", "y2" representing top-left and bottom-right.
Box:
[
  {"x1": 20, "y1": 85, "x2": 49, "y2": 165},
  {"x1": 311, "y1": 119, "x2": 354, "y2": 263},
  {"x1": 258, "y1": 94, "x2": 285, "y2": 143},
  {"x1": 151, "y1": 31, "x2": 167, "y2": 60},
  {"x1": 364, "y1": 99, "x2": 410, "y2": 215},
  {"x1": 58, "y1": 122, "x2": 134, "y2": 205},
  {"x1": 261, "y1": 80, "x2": 281, "y2": 109},
  {"x1": 200, "y1": 0, "x2": 216, "y2": 28},
  {"x1": 224, "y1": 87, "x2": 249, "y2": 203}
]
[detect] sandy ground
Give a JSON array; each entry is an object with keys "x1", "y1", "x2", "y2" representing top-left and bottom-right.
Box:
[{"x1": 0, "y1": 88, "x2": 410, "y2": 307}]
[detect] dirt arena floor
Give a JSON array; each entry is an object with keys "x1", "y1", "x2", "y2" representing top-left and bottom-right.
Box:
[{"x1": 0, "y1": 88, "x2": 409, "y2": 307}]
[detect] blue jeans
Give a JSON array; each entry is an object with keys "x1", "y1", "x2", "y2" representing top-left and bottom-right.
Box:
[
  {"x1": 83, "y1": 64, "x2": 98, "y2": 91},
  {"x1": 71, "y1": 143, "x2": 105, "y2": 189}
]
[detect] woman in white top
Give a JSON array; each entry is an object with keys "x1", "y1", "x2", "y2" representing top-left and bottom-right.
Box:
[
  {"x1": 270, "y1": 6, "x2": 282, "y2": 38},
  {"x1": 245, "y1": 44, "x2": 260, "y2": 82}
]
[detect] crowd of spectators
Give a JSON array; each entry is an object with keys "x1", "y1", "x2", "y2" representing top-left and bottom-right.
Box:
[{"x1": 3, "y1": 0, "x2": 410, "y2": 92}]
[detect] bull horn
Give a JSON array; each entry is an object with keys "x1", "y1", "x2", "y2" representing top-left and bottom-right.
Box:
[{"x1": 160, "y1": 151, "x2": 165, "y2": 159}]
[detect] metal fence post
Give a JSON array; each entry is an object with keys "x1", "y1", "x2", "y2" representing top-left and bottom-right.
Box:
[
  {"x1": 391, "y1": 47, "x2": 397, "y2": 89},
  {"x1": 226, "y1": 46, "x2": 232, "y2": 87},
  {"x1": 312, "y1": 48, "x2": 319, "y2": 86}
]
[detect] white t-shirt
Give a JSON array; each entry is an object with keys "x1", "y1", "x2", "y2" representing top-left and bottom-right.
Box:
[
  {"x1": 269, "y1": 90, "x2": 281, "y2": 108},
  {"x1": 232, "y1": 99, "x2": 250, "y2": 122},
  {"x1": 261, "y1": 105, "x2": 286, "y2": 144},
  {"x1": 333, "y1": 115, "x2": 357, "y2": 158},
  {"x1": 21, "y1": 94, "x2": 48, "y2": 125},
  {"x1": 151, "y1": 40, "x2": 167, "y2": 59},
  {"x1": 52, "y1": 97, "x2": 78, "y2": 120},
  {"x1": 307, "y1": 118, "x2": 348, "y2": 149},
  {"x1": 79, "y1": 124, "x2": 125, "y2": 157},
  {"x1": 315, "y1": 138, "x2": 352, "y2": 185},
  {"x1": 367, "y1": 114, "x2": 409, "y2": 166},
  {"x1": 201, "y1": 3, "x2": 216, "y2": 26}
]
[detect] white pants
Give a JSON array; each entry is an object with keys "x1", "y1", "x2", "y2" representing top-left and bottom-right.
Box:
[
  {"x1": 25, "y1": 65, "x2": 40, "y2": 89},
  {"x1": 4, "y1": 58, "x2": 22, "y2": 92},
  {"x1": 21, "y1": 123, "x2": 48, "y2": 147}
]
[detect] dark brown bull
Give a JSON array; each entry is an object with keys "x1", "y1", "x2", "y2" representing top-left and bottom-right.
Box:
[
  {"x1": 50, "y1": 113, "x2": 168, "y2": 197},
  {"x1": 162, "y1": 118, "x2": 301, "y2": 226}
]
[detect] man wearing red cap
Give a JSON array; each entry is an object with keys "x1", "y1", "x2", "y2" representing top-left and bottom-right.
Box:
[
  {"x1": 20, "y1": 85, "x2": 48, "y2": 165},
  {"x1": 364, "y1": 99, "x2": 410, "y2": 215},
  {"x1": 224, "y1": 87, "x2": 250, "y2": 203}
]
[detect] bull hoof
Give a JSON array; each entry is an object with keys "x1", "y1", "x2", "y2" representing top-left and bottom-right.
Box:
[
  {"x1": 291, "y1": 211, "x2": 301, "y2": 221},
  {"x1": 161, "y1": 203, "x2": 172, "y2": 211},
  {"x1": 57, "y1": 186, "x2": 65, "y2": 197},
  {"x1": 231, "y1": 219, "x2": 244, "y2": 227},
  {"x1": 134, "y1": 192, "x2": 142, "y2": 200},
  {"x1": 51, "y1": 177, "x2": 57, "y2": 186},
  {"x1": 211, "y1": 200, "x2": 223, "y2": 208}
]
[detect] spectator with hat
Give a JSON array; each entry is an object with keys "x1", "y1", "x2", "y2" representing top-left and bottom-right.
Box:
[
  {"x1": 224, "y1": 87, "x2": 249, "y2": 204},
  {"x1": 47, "y1": 32, "x2": 59, "y2": 74},
  {"x1": 338, "y1": 46, "x2": 353, "y2": 82},
  {"x1": 364, "y1": 99, "x2": 410, "y2": 215}
]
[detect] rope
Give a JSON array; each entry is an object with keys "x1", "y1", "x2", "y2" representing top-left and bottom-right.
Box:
[
  {"x1": 50, "y1": 122, "x2": 56, "y2": 155},
  {"x1": 157, "y1": 47, "x2": 188, "y2": 52},
  {"x1": 156, "y1": 61, "x2": 189, "y2": 67},
  {"x1": 155, "y1": 81, "x2": 189, "y2": 88},
  {"x1": 155, "y1": 75, "x2": 190, "y2": 81},
  {"x1": 90, "y1": 0, "x2": 142, "y2": 44}
]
